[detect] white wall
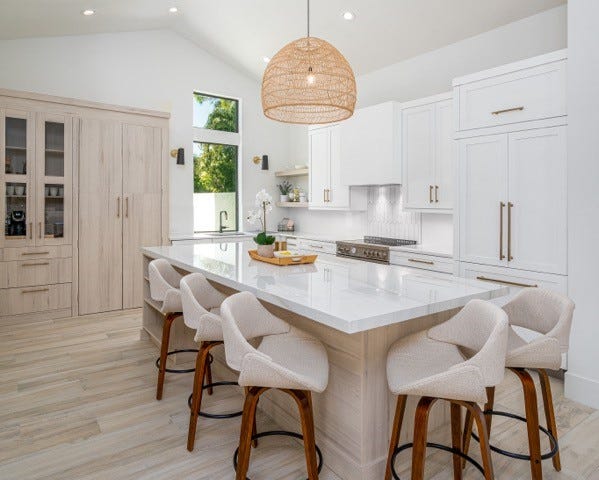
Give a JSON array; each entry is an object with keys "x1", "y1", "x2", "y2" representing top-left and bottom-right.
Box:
[
  {"x1": 564, "y1": 0, "x2": 599, "y2": 410},
  {"x1": 287, "y1": 5, "x2": 567, "y2": 238},
  {"x1": 0, "y1": 29, "x2": 290, "y2": 236}
]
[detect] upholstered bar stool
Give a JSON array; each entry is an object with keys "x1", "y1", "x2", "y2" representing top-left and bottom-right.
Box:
[
  {"x1": 149, "y1": 259, "x2": 198, "y2": 400},
  {"x1": 384, "y1": 299, "x2": 508, "y2": 480},
  {"x1": 220, "y1": 291, "x2": 329, "y2": 480},
  {"x1": 181, "y1": 273, "x2": 244, "y2": 452},
  {"x1": 462, "y1": 288, "x2": 575, "y2": 480}
]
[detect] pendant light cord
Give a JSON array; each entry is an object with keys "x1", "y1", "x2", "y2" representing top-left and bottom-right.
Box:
[{"x1": 307, "y1": 0, "x2": 310, "y2": 38}]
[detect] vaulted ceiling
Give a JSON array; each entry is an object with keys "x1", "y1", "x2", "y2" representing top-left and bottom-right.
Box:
[{"x1": 0, "y1": 0, "x2": 566, "y2": 78}]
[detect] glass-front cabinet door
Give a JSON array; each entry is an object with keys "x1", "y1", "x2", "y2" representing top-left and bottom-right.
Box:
[
  {"x1": 35, "y1": 113, "x2": 72, "y2": 245},
  {"x1": 2, "y1": 109, "x2": 35, "y2": 247}
]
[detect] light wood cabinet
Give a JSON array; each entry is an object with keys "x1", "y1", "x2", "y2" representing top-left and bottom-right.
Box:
[
  {"x1": 308, "y1": 125, "x2": 364, "y2": 211},
  {"x1": 458, "y1": 127, "x2": 567, "y2": 275},
  {"x1": 402, "y1": 94, "x2": 454, "y2": 211}
]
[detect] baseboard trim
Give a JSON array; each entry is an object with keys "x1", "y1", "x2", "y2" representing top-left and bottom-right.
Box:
[{"x1": 564, "y1": 371, "x2": 599, "y2": 409}]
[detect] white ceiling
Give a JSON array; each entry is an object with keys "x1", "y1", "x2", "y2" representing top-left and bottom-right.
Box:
[{"x1": 0, "y1": 0, "x2": 566, "y2": 78}]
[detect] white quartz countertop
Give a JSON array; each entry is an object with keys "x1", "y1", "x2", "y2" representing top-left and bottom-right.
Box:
[{"x1": 143, "y1": 242, "x2": 507, "y2": 334}]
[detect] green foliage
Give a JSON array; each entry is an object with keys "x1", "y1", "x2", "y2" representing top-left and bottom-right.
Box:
[
  {"x1": 253, "y1": 231, "x2": 275, "y2": 245},
  {"x1": 277, "y1": 180, "x2": 293, "y2": 195},
  {"x1": 193, "y1": 94, "x2": 239, "y2": 193}
]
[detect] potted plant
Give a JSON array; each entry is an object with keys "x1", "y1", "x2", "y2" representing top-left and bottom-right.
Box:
[
  {"x1": 247, "y1": 189, "x2": 276, "y2": 257},
  {"x1": 277, "y1": 180, "x2": 293, "y2": 202}
]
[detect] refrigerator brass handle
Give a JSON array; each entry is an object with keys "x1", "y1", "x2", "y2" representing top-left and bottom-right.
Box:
[
  {"x1": 429, "y1": 185, "x2": 433, "y2": 203},
  {"x1": 39, "y1": 222, "x2": 42, "y2": 239},
  {"x1": 435, "y1": 186, "x2": 439, "y2": 203},
  {"x1": 492, "y1": 106, "x2": 524, "y2": 115},
  {"x1": 476, "y1": 276, "x2": 537, "y2": 289},
  {"x1": 21, "y1": 261, "x2": 50, "y2": 267},
  {"x1": 499, "y1": 202, "x2": 506, "y2": 260},
  {"x1": 408, "y1": 258, "x2": 434, "y2": 265},
  {"x1": 117, "y1": 197, "x2": 121, "y2": 218},
  {"x1": 21, "y1": 287, "x2": 50, "y2": 294},
  {"x1": 507, "y1": 202, "x2": 514, "y2": 261},
  {"x1": 22, "y1": 251, "x2": 50, "y2": 256},
  {"x1": 125, "y1": 197, "x2": 129, "y2": 218}
]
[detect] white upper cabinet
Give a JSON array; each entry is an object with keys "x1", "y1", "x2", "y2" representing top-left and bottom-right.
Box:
[
  {"x1": 458, "y1": 127, "x2": 567, "y2": 275},
  {"x1": 308, "y1": 125, "x2": 364, "y2": 210},
  {"x1": 339, "y1": 101, "x2": 401, "y2": 186},
  {"x1": 402, "y1": 94, "x2": 454, "y2": 211},
  {"x1": 454, "y1": 50, "x2": 567, "y2": 133}
]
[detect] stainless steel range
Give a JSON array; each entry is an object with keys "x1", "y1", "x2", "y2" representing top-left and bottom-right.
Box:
[{"x1": 336, "y1": 236, "x2": 417, "y2": 264}]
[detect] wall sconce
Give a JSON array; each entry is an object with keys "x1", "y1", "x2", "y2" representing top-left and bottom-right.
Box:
[
  {"x1": 170, "y1": 148, "x2": 185, "y2": 165},
  {"x1": 253, "y1": 155, "x2": 269, "y2": 170}
]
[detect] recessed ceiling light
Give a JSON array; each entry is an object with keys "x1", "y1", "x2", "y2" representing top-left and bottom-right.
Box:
[
  {"x1": 263, "y1": 56, "x2": 271, "y2": 63},
  {"x1": 82, "y1": 9, "x2": 95, "y2": 16},
  {"x1": 169, "y1": 7, "x2": 178, "y2": 13},
  {"x1": 342, "y1": 11, "x2": 355, "y2": 21}
]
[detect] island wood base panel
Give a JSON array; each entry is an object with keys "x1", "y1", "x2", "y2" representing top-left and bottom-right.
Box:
[{"x1": 142, "y1": 253, "x2": 460, "y2": 479}]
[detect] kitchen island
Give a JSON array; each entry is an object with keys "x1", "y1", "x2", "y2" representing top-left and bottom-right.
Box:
[{"x1": 141, "y1": 242, "x2": 508, "y2": 480}]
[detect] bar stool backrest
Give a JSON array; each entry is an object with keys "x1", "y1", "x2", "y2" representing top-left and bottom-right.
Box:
[
  {"x1": 428, "y1": 299, "x2": 509, "y2": 386},
  {"x1": 148, "y1": 258, "x2": 182, "y2": 302},
  {"x1": 503, "y1": 288, "x2": 575, "y2": 353},
  {"x1": 180, "y1": 273, "x2": 227, "y2": 331},
  {"x1": 220, "y1": 291, "x2": 290, "y2": 372}
]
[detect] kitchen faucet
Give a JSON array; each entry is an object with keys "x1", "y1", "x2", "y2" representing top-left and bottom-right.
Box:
[{"x1": 219, "y1": 210, "x2": 228, "y2": 233}]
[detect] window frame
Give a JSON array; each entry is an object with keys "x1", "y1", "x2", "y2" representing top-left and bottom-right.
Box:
[{"x1": 192, "y1": 91, "x2": 242, "y2": 233}]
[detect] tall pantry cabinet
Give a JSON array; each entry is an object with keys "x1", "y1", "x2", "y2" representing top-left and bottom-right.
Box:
[{"x1": 0, "y1": 89, "x2": 169, "y2": 323}]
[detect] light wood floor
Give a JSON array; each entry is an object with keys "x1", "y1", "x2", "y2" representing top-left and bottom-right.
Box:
[{"x1": 0, "y1": 310, "x2": 597, "y2": 480}]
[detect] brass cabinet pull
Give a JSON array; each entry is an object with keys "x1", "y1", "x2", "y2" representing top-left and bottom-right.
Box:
[
  {"x1": 22, "y1": 251, "x2": 50, "y2": 256},
  {"x1": 117, "y1": 197, "x2": 121, "y2": 218},
  {"x1": 327, "y1": 189, "x2": 331, "y2": 202},
  {"x1": 125, "y1": 197, "x2": 129, "y2": 218},
  {"x1": 38, "y1": 222, "x2": 42, "y2": 239},
  {"x1": 29, "y1": 222, "x2": 32, "y2": 239},
  {"x1": 408, "y1": 258, "x2": 434, "y2": 265},
  {"x1": 21, "y1": 261, "x2": 50, "y2": 267},
  {"x1": 476, "y1": 276, "x2": 538, "y2": 288},
  {"x1": 507, "y1": 202, "x2": 514, "y2": 261},
  {"x1": 492, "y1": 106, "x2": 524, "y2": 115},
  {"x1": 429, "y1": 185, "x2": 433, "y2": 203},
  {"x1": 499, "y1": 202, "x2": 506, "y2": 260},
  {"x1": 21, "y1": 287, "x2": 50, "y2": 294},
  {"x1": 435, "y1": 186, "x2": 439, "y2": 203},
  {"x1": 307, "y1": 244, "x2": 324, "y2": 249}
]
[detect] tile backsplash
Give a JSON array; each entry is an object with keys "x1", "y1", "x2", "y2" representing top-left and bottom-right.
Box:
[{"x1": 366, "y1": 185, "x2": 421, "y2": 241}]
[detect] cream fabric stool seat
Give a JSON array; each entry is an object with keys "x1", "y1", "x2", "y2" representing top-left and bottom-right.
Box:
[
  {"x1": 385, "y1": 299, "x2": 508, "y2": 480},
  {"x1": 180, "y1": 273, "x2": 244, "y2": 452},
  {"x1": 148, "y1": 258, "x2": 198, "y2": 400},
  {"x1": 463, "y1": 288, "x2": 575, "y2": 480},
  {"x1": 220, "y1": 291, "x2": 329, "y2": 480}
]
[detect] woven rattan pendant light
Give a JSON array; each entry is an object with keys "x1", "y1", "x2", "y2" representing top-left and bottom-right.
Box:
[{"x1": 261, "y1": 0, "x2": 357, "y2": 124}]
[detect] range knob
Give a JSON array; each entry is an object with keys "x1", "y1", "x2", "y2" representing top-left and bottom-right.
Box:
[{"x1": 350, "y1": 247, "x2": 357, "y2": 254}]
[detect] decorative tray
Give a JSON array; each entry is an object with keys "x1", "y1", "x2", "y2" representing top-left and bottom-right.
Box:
[{"x1": 248, "y1": 250, "x2": 318, "y2": 266}]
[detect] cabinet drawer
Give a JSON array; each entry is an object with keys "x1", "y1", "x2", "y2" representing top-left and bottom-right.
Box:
[
  {"x1": 459, "y1": 262, "x2": 567, "y2": 306},
  {"x1": 390, "y1": 251, "x2": 454, "y2": 274},
  {"x1": 0, "y1": 258, "x2": 72, "y2": 288},
  {"x1": 457, "y1": 60, "x2": 566, "y2": 131},
  {"x1": 297, "y1": 239, "x2": 336, "y2": 255},
  {"x1": 0, "y1": 245, "x2": 72, "y2": 261},
  {"x1": 0, "y1": 283, "x2": 71, "y2": 316}
]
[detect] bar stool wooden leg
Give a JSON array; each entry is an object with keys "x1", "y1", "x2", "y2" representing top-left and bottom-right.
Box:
[
  {"x1": 205, "y1": 350, "x2": 214, "y2": 395},
  {"x1": 463, "y1": 402, "x2": 494, "y2": 480},
  {"x1": 156, "y1": 312, "x2": 177, "y2": 400},
  {"x1": 244, "y1": 387, "x2": 259, "y2": 448},
  {"x1": 538, "y1": 369, "x2": 561, "y2": 471},
  {"x1": 236, "y1": 387, "x2": 266, "y2": 480},
  {"x1": 291, "y1": 390, "x2": 319, "y2": 480},
  {"x1": 450, "y1": 402, "x2": 463, "y2": 480},
  {"x1": 385, "y1": 395, "x2": 407, "y2": 480},
  {"x1": 186, "y1": 342, "x2": 213, "y2": 451},
  {"x1": 462, "y1": 386, "x2": 495, "y2": 468},
  {"x1": 411, "y1": 397, "x2": 437, "y2": 480},
  {"x1": 511, "y1": 368, "x2": 543, "y2": 480}
]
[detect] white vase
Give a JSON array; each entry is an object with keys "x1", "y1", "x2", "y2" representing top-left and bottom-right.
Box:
[
  {"x1": 280, "y1": 194, "x2": 289, "y2": 203},
  {"x1": 256, "y1": 244, "x2": 275, "y2": 258}
]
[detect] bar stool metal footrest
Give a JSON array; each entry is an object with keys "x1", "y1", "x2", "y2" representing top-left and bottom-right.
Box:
[
  {"x1": 233, "y1": 430, "x2": 323, "y2": 480},
  {"x1": 187, "y1": 380, "x2": 243, "y2": 419},
  {"x1": 470, "y1": 409, "x2": 559, "y2": 460},
  {"x1": 155, "y1": 348, "x2": 199, "y2": 373},
  {"x1": 390, "y1": 442, "x2": 486, "y2": 480}
]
